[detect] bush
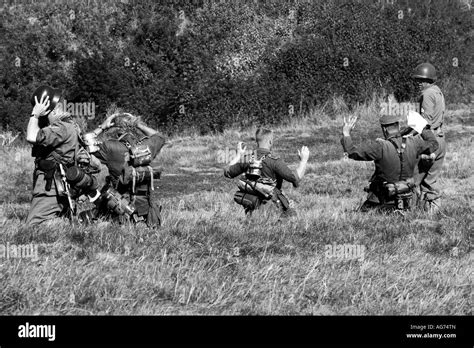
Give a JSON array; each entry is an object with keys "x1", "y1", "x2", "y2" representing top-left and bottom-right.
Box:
[{"x1": 0, "y1": 0, "x2": 471, "y2": 135}]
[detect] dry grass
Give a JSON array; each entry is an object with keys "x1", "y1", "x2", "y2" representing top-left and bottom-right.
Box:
[{"x1": 0, "y1": 103, "x2": 472, "y2": 315}]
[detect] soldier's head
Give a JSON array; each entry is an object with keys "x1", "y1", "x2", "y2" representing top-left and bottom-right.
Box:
[
  {"x1": 31, "y1": 85, "x2": 69, "y2": 127},
  {"x1": 103, "y1": 113, "x2": 143, "y2": 141},
  {"x1": 379, "y1": 115, "x2": 400, "y2": 139},
  {"x1": 255, "y1": 128, "x2": 274, "y2": 150},
  {"x1": 412, "y1": 62, "x2": 436, "y2": 92},
  {"x1": 31, "y1": 85, "x2": 61, "y2": 114}
]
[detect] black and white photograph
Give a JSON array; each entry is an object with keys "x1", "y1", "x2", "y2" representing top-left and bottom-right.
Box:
[{"x1": 0, "y1": 0, "x2": 472, "y2": 346}]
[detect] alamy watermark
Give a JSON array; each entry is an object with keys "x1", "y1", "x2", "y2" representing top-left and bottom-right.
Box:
[
  {"x1": 56, "y1": 99, "x2": 96, "y2": 120},
  {"x1": 324, "y1": 243, "x2": 365, "y2": 262},
  {"x1": 216, "y1": 147, "x2": 253, "y2": 164},
  {"x1": 0, "y1": 242, "x2": 39, "y2": 261},
  {"x1": 380, "y1": 99, "x2": 418, "y2": 118}
]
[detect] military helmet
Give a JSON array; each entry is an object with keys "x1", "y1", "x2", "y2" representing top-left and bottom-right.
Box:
[
  {"x1": 30, "y1": 85, "x2": 62, "y2": 113},
  {"x1": 379, "y1": 114, "x2": 400, "y2": 125},
  {"x1": 412, "y1": 62, "x2": 437, "y2": 81}
]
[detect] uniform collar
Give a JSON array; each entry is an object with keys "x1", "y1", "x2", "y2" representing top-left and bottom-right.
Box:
[{"x1": 256, "y1": 148, "x2": 271, "y2": 156}]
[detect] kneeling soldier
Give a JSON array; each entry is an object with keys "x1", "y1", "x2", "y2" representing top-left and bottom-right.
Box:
[
  {"x1": 25, "y1": 86, "x2": 100, "y2": 226},
  {"x1": 79, "y1": 112, "x2": 165, "y2": 228},
  {"x1": 341, "y1": 114, "x2": 438, "y2": 212},
  {"x1": 224, "y1": 128, "x2": 309, "y2": 218}
]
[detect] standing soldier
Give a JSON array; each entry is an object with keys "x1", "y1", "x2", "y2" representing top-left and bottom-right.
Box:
[
  {"x1": 224, "y1": 128, "x2": 309, "y2": 218},
  {"x1": 25, "y1": 86, "x2": 96, "y2": 226},
  {"x1": 80, "y1": 112, "x2": 165, "y2": 228},
  {"x1": 341, "y1": 114, "x2": 438, "y2": 212},
  {"x1": 412, "y1": 62, "x2": 447, "y2": 213}
]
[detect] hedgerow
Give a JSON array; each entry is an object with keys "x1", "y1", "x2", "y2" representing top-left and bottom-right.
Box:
[{"x1": 0, "y1": 0, "x2": 471, "y2": 134}]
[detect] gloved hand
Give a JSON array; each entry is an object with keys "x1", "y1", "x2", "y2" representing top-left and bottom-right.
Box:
[{"x1": 76, "y1": 148, "x2": 91, "y2": 165}]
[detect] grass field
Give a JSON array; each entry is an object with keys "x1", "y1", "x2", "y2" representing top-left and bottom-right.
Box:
[{"x1": 0, "y1": 105, "x2": 472, "y2": 315}]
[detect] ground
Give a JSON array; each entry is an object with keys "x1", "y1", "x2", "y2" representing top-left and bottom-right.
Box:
[{"x1": 0, "y1": 105, "x2": 472, "y2": 315}]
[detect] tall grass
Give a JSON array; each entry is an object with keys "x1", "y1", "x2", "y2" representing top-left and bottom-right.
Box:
[{"x1": 0, "y1": 104, "x2": 472, "y2": 315}]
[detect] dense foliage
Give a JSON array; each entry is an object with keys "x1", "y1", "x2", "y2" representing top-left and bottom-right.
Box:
[{"x1": 1, "y1": 0, "x2": 472, "y2": 134}]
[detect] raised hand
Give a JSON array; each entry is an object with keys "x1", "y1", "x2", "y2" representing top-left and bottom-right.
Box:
[
  {"x1": 101, "y1": 114, "x2": 117, "y2": 129},
  {"x1": 237, "y1": 141, "x2": 247, "y2": 156},
  {"x1": 342, "y1": 114, "x2": 358, "y2": 136},
  {"x1": 31, "y1": 95, "x2": 50, "y2": 117},
  {"x1": 298, "y1": 145, "x2": 309, "y2": 162}
]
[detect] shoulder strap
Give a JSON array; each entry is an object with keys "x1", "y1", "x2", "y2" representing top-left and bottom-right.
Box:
[
  {"x1": 118, "y1": 133, "x2": 132, "y2": 149},
  {"x1": 388, "y1": 137, "x2": 407, "y2": 182}
]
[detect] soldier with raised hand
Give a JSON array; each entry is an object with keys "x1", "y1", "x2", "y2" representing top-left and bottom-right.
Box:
[
  {"x1": 341, "y1": 113, "x2": 438, "y2": 212},
  {"x1": 25, "y1": 86, "x2": 96, "y2": 226},
  {"x1": 224, "y1": 128, "x2": 309, "y2": 218},
  {"x1": 412, "y1": 62, "x2": 447, "y2": 213},
  {"x1": 79, "y1": 112, "x2": 165, "y2": 228}
]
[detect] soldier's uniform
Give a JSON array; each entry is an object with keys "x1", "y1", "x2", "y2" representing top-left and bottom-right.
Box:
[
  {"x1": 25, "y1": 120, "x2": 81, "y2": 226},
  {"x1": 341, "y1": 125, "x2": 438, "y2": 211},
  {"x1": 224, "y1": 148, "x2": 299, "y2": 216},
  {"x1": 417, "y1": 84, "x2": 446, "y2": 206},
  {"x1": 92, "y1": 133, "x2": 165, "y2": 226}
]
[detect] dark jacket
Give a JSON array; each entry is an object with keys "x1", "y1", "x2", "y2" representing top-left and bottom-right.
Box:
[
  {"x1": 341, "y1": 134, "x2": 433, "y2": 184},
  {"x1": 94, "y1": 133, "x2": 165, "y2": 217},
  {"x1": 224, "y1": 148, "x2": 300, "y2": 190}
]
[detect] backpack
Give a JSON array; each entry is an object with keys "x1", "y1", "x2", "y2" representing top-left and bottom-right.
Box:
[
  {"x1": 117, "y1": 133, "x2": 161, "y2": 227},
  {"x1": 233, "y1": 152, "x2": 276, "y2": 210}
]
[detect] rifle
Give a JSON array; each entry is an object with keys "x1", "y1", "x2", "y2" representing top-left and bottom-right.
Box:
[{"x1": 58, "y1": 163, "x2": 76, "y2": 219}]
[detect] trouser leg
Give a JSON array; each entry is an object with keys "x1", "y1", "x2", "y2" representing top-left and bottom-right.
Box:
[
  {"x1": 417, "y1": 136, "x2": 446, "y2": 212},
  {"x1": 25, "y1": 172, "x2": 67, "y2": 226}
]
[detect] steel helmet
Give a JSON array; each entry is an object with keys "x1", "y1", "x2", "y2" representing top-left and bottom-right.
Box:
[
  {"x1": 30, "y1": 85, "x2": 62, "y2": 113},
  {"x1": 412, "y1": 63, "x2": 437, "y2": 81}
]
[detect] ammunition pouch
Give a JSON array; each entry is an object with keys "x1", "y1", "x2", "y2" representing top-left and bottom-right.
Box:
[
  {"x1": 234, "y1": 191, "x2": 261, "y2": 211},
  {"x1": 383, "y1": 180, "x2": 415, "y2": 199},
  {"x1": 385, "y1": 181, "x2": 415, "y2": 211},
  {"x1": 102, "y1": 187, "x2": 135, "y2": 216},
  {"x1": 366, "y1": 179, "x2": 414, "y2": 210}
]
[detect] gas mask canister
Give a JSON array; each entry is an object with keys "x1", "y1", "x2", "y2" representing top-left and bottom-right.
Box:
[{"x1": 246, "y1": 155, "x2": 263, "y2": 180}]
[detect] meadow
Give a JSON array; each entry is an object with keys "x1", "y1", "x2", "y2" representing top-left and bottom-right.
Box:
[{"x1": 0, "y1": 104, "x2": 472, "y2": 315}]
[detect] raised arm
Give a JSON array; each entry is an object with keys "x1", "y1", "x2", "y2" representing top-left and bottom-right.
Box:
[
  {"x1": 223, "y1": 142, "x2": 248, "y2": 178},
  {"x1": 136, "y1": 121, "x2": 158, "y2": 136},
  {"x1": 295, "y1": 146, "x2": 309, "y2": 180},
  {"x1": 26, "y1": 95, "x2": 50, "y2": 144},
  {"x1": 341, "y1": 114, "x2": 382, "y2": 161}
]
